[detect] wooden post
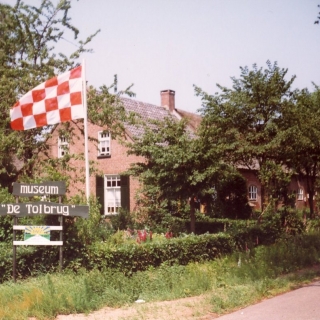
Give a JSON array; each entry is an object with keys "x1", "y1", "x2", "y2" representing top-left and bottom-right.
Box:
[
  {"x1": 13, "y1": 196, "x2": 18, "y2": 282},
  {"x1": 59, "y1": 195, "x2": 63, "y2": 272},
  {"x1": 8, "y1": 181, "x2": 88, "y2": 279}
]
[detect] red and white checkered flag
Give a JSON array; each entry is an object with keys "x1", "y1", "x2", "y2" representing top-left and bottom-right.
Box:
[{"x1": 10, "y1": 66, "x2": 84, "y2": 130}]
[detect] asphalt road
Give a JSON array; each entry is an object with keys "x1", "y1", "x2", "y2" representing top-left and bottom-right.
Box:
[{"x1": 218, "y1": 281, "x2": 320, "y2": 320}]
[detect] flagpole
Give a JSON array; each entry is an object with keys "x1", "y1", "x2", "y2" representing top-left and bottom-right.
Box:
[{"x1": 82, "y1": 59, "x2": 90, "y2": 204}]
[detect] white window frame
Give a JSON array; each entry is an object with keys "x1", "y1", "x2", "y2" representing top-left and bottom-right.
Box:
[
  {"x1": 104, "y1": 175, "x2": 121, "y2": 215},
  {"x1": 58, "y1": 136, "x2": 69, "y2": 158},
  {"x1": 98, "y1": 131, "x2": 111, "y2": 157},
  {"x1": 297, "y1": 188, "x2": 304, "y2": 201},
  {"x1": 248, "y1": 185, "x2": 258, "y2": 201}
]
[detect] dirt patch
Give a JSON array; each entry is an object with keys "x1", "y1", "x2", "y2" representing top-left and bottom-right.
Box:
[{"x1": 55, "y1": 295, "x2": 219, "y2": 320}]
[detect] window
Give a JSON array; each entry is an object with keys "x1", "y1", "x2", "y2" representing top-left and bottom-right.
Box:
[
  {"x1": 105, "y1": 175, "x2": 121, "y2": 214},
  {"x1": 98, "y1": 131, "x2": 111, "y2": 157},
  {"x1": 96, "y1": 175, "x2": 130, "y2": 215},
  {"x1": 58, "y1": 136, "x2": 69, "y2": 158},
  {"x1": 297, "y1": 188, "x2": 304, "y2": 201},
  {"x1": 248, "y1": 185, "x2": 257, "y2": 201}
]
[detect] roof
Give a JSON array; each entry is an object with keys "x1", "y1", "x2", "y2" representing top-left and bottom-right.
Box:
[
  {"x1": 120, "y1": 96, "x2": 202, "y2": 140},
  {"x1": 176, "y1": 108, "x2": 202, "y2": 130}
]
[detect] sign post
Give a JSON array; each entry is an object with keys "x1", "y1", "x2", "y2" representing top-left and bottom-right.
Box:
[
  {"x1": 59, "y1": 195, "x2": 63, "y2": 272},
  {"x1": 7, "y1": 181, "x2": 89, "y2": 282}
]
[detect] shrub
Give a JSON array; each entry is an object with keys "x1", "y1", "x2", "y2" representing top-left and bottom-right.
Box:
[
  {"x1": 109, "y1": 209, "x2": 136, "y2": 231},
  {"x1": 86, "y1": 233, "x2": 234, "y2": 275}
]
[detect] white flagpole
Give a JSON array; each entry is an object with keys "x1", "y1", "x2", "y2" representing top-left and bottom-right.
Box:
[{"x1": 82, "y1": 59, "x2": 90, "y2": 204}]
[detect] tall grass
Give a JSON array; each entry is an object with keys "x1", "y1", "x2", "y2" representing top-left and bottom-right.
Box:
[
  {"x1": 208, "y1": 233, "x2": 320, "y2": 313},
  {"x1": 1, "y1": 233, "x2": 320, "y2": 319}
]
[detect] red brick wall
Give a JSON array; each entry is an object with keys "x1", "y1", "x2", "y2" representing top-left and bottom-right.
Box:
[
  {"x1": 288, "y1": 176, "x2": 308, "y2": 210},
  {"x1": 45, "y1": 122, "x2": 316, "y2": 214},
  {"x1": 240, "y1": 169, "x2": 262, "y2": 210},
  {"x1": 46, "y1": 121, "x2": 144, "y2": 211},
  {"x1": 240, "y1": 169, "x2": 313, "y2": 211}
]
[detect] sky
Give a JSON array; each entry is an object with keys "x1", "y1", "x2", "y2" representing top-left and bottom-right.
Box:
[{"x1": 3, "y1": 0, "x2": 320, "y2": 113}]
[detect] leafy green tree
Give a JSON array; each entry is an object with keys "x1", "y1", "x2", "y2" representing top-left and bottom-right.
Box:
[
  {"x1": 195, "y1": 61, "x2": 296, "y2": 211},
  {"x1": 0, "y1": 0, "x2": 97, "y2": 186},
  {"x1": 258, "y1": 160, "x2": 293, "y2": 210},
  {"x1": 212, "y1": 169, "x2": 252, "y2": 219},
  {"x1": 0, "y1": 1, "x2": 134, "y2": 192},
  {"x1": 277, "y1": 86, "x2": 320, "y2": 217},
  {"x1": 125, "y1": 116, "x2": 222, "y2": 233}
]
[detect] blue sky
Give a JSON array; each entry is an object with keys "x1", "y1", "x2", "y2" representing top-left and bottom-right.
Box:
[{"x1": 4, "y1": 0, "x2": 320, "y2": 113}]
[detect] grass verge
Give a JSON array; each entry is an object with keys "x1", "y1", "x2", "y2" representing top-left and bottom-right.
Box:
[{"x1": 0, "y1": 233, "x2": 320, "y2": 320}]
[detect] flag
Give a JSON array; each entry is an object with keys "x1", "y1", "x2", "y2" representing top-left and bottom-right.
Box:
[{"x1": 10, "y1": 66, "x2": 83, "y2": 131}]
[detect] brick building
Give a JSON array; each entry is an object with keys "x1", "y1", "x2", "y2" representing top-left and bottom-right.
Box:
[
  {"x1": 239, "y1": 167, "x2": 311, "y2": 212},
  {"x1": 46, "y1": 90, "x2": 201, "y2": 215},
  {"x1": 46, "y1": 89, "x2": 312, "y2": 215}
]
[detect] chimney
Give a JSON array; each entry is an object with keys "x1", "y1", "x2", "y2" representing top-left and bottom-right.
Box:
[{"x1": 161, "y1": 90, "x2": 175, "y2": 113}]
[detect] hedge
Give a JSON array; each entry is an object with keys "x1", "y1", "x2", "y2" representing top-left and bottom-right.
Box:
[
  {"x1": 0, "y1": 216, "x2": 297, "y2": 283},
  {"x1": 85, "y1": 233, "x2": 234, "y2": 274},
  {"x1": 0, "y1": 233, "x2": 234, "y2": 282},
  {"x1": 171, "y1": 217, "x2": 257, "y2": 234}
]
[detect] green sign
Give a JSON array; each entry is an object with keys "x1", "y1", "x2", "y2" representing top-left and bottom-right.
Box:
[
  {"x1": 12, "y1": 181, "x2": 66, "y2": 196},
  {"x1": 0, "y1": 201, "x2": 89, "y2": 218}
]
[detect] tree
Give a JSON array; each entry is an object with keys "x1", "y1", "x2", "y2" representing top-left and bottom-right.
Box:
[
  {"x1": 0, "y1": 1, "x2": 134, "y2": 191},
  {"x1": 125, "y1": 116, "x2": 222, "y2": 233},
  {"x1": 277, "y1": 86, "x2": 320, "y2": 217},
  {"x1": 195, "y1": 61, "x2": 296, "y2": 211},
  {"x1": 212, "y1": 169, "x2": 252, "y2": 219},
  {"x1": 0, "y1": 0, "x2": 97, "y2": 186}
]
